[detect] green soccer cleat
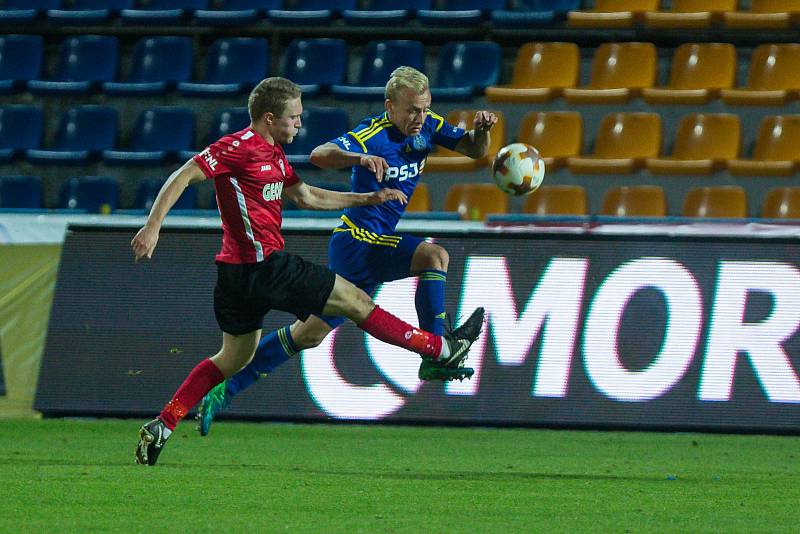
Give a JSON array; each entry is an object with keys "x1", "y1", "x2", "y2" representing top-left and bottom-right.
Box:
[
  {"x1": 196, "y1": 379, "x2": 230, "y2": 437},
  {"x1": 418, "y1": 359, "x2": 475, "y2": 382}
]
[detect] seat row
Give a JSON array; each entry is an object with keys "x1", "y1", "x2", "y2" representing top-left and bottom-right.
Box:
[
  {"x1": 0, "y1": 34, "x2": 499, "y2": 100},
  {"x1": 488, "y1": 41, "x2": 800, "y2": 105}
]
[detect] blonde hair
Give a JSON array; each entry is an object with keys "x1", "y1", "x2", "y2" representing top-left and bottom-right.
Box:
[
  {"x1": 248, "y1": 77, "x2": 301, "y2": 122},
  {"x1": 385, "y1": 66, "x2": 429, "y2": 101}
]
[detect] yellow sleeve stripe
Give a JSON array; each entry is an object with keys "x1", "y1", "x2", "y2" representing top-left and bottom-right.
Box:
[{"x1": 428, "y1": 109, "x2": 445, "y2": 132}]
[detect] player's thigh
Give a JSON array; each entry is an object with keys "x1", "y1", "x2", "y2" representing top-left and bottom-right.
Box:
[
  {"x1": 322, "y1": 274, "x2": 374, "y2": 323},
  {"x1": 288, "y1": 316, "x2": 336, "y2": 349},
  {"x1": 410, "y1": 241, "x2": 449, "y2": 274},
  {"x1": 212, "y1": 329, "x2": 262, "y2": 377},
  {"x1": 329, "y1": 231, "x2": 425, "y2": 286},
  {"x1": 254, "y1": 251, "x2": 336, "y2": 321}
]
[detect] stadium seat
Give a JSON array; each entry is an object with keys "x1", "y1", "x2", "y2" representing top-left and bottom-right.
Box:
[
  {"x1": 425, "y1": 110, "x2": 506, "y2": 172},
  {"x1": 563, "y1": 42, "x2": 657, "y2": 104},
  {"x1": 643, "y1": 0, "x2": 736, "y2": 28},
  {"x1": 567, "y1": 0, "x2": 659, "y2": 28},
  {"x1": 0, "y1": 35, "x2": 43, "y2": 94},
  {"x1": 723, "y1": 0, "x2": 800, "y2": 29},
  {"x1": 523, "y1": 185, "x2": 587, "y2": 216},
  {"x1": 269, "y1": 0, "x2": 356, "y2": 25},
  {"x1": 0, "y1": 0, "x2": 59, "y2": 22},
  {"x1": 27, "y1": 36, "x2": 118, "y2": 96},
  {"x1": 682, "y1": 186, "x2": 748, "y2": 218},
  {"x1": 418, "y1": 0, "x2": 505, "y2": 26},
  {"x1": 206, "y1": 107, "x2": 251, "y2": 144},
  {"x1": 444, "y1": 184, "x2": 508, "y2": 221},
  {"x1": 343, "y1": 0, "x2": 431, "y2": 25},
  {"x1": 283, "y1": 38, "x2": 347, "y2": 97},
  {"x1": 643, "y1": 43, "x2": 736, "y2": 105},
  {"x1": 485, "y1": 42, "x2": 580, "y2": 103},
  {"x1": 761, "y1": 187, "x2": 800, "y2": 218},
  {"x1": 720, "y1": 44, "x2": 800, "y2": 106},
  {"x1": 103, "y1": 107, "x2": 194, "y2": 165},
  {"x1": 600, "y1": 185, "x2": 666, "y2": 217},
  {"x1": 331, "y1": 40, "x2": 424, "y2": 100},
  {"x1": 406, "y1": 182, "x2": 430, "y2": 212},
  {"x1": 135, "y1": 178, "x2": 197, "y2": 210},
  {"x1": 193, "y1": 0, "x2": 280, "y2": 25},
  {"x1": 516, "y1": 111, "x2": 583, "y2": 171},
  {"x1": 567, "y1": 112, "x2": 661, "y2": 174},
  {"x1": 646, "y1": 113, "x2": 740, "y2": 175},
  {"x1": 492, "y1": 0, "x2": 580, "y2": 28},
  {"x1": 46, "y1": 0, "x2": 134, "y2": 24},
  {"x1": 103, "y1": 36, "x2": 193, "y2": 96},
  {"x1": 0, "y1": 176, "x2": 43, "y2": 209},
  {"x1": 284, "y1": 107, "x2": 349, "y2": 167},
  {"x1": 728, "y1": 115, "x2": 800, "y2": 176},
  {"x1": 58, "y1": 176, "x2": 119, "y2": 214},
  {"x1": 26, "y1": 106, "x2": 118, "y2": 165},
  {"x1": 120, "y1": 0, "x2": 208, "y2": 24},
  {"x1": 0, "y1": 105, "x2": 43, "y2": 163},
  {"x1": 431, "y1": 41, "x2": 502, "y2": 101},
  {"x1": 178, "y1": 38, "x2": 269, "y2": 97}
]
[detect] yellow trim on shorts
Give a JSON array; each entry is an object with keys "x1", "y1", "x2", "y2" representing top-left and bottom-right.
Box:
[{"x1": 333, "y1": 214, "x2": 402, "y2": 248}]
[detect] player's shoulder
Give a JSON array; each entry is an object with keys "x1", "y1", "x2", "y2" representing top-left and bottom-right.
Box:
[
  {"x1": 348, "y1": 112, "x2": 392, "y2": 151},
  {"x1": 424, "y1": 109, "x2": 449, "y2": 133}
]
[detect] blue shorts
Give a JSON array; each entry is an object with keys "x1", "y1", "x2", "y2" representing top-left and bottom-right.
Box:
[{"x1": 316, "y1": 221, "x2": 424, "y2": 329}]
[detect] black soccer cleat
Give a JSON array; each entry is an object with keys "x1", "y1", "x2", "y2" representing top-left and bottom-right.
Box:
[
  {"x1": 418, "y1": 359, "x2": 476, "y2": 381},
  {"x1": 435, "y1": 306, "x2": 485, "y2": 370},
  {"x1": 135, "y1": 418, "x2": 170, "y2": 466}
]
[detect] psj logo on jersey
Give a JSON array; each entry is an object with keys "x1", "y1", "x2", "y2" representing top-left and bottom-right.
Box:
[{"x1": 262, "y1": 182, "x2": 283, "y2": 202}]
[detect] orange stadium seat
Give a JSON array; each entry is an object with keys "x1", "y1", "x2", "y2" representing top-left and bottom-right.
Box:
[
  {"x1": 425, "y1": 110, "x2": 505, "y2": 172},
  {"x1": 643, "y1": 43, "x2": 736, "y2": 105},
  {"x1": 600, "y1": 185, "x2": 667, "y2": 217},
  {"x1": 720, "y1": 44, "x2": 800, "y2": 106},
  {"x1": 523, "y1": 185, "x2": 588, "y2": 216},
  {"x1": 728, "y1": 115, "x2": 800, "y2": 176},
  {"x1": 485, "y1": 42, "x2": 580, "y2": 103},
  {"x1": 406, "y1": 182, "x2": 430, "y2": 212},
  {"x1": 644, "y1": 0, "x2": 737, "y2": 28},
  {"x1": 646, "y1": 113, "x2": 740, "y2": 175},
  {"x1": 567, "y1": 112, "x2": 661, "y2": 174},
  {"x1": 444, "y1": 184, "x2": 508, "y2": 221},
  {"x1": 568, "y1": 0, "x2": 659, "y2": 28},
  {"x1": 723, "y1": 0, "x2": 800, "y2": 29},
  {"x1": 761, "y1": 187, "x2": 800, "y2": 218},
  {"x1": 517, "y1": 111, "x2": 583, "y2": 171},
  {"x1": 682, "y1": 186, "x2": 749, "y2": 218},
  {"x1": 563, "y1": 42, "x2": 657, "y2": 104}
]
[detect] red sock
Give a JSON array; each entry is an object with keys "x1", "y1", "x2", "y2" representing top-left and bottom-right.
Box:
[
  {"x1": 358, "y1": 306, "x2": 442, "y2": 358},
  {"x1": 159, "y1": 358, "x2": 224, "y2": 430}
]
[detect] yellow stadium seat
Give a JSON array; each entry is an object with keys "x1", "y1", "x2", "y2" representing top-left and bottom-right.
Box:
[
  {"x1": 567, "y1": 112, "x2": 661, "y2": 174},
  {"x1": 643, "y1": 43, "x2": 736, "y2": 104},
  {"x1": 523, "y1": 185, "x2": 588, "y2": 216},
  {"x1": 724, "y1": 0, "x2": 800, "y2": 29},
  {"x1": 682, "y1": 186, "x2": 748, "y2": 218},
  {"x1": 646, "y1": 113, "x2": 740, "y2": 175},
  {"x1": 406, "y1": 182, "x2": 430, "y2": 212},
  {"x1": 444, "y1": 184, "x2": 508, "y2": 221},
  {"x1": 568, "y1": 0, "x2": 659, "y2": 28},
  {"x1": 720, "y1": 44, "x2": 800, "y2": 106},
  {"x1": 517, "y1": 111, "x2": 583, "y2": 171},
  {"x1": 761, "y1": 186, "x2": 800, "y2": 218},
  {"x1": 563, "y1": 42, "x2": 657, "y2": 104},
  {"x1": 728, "y1": 115, "x2": 800, "y2": 176},
  {"x1": 425, "y1": 110, "x2": 506, "y2": 172},
  {"x1": 600, "y1": 185, "x2": 667, "y2": 217},
  {"x1": 485, "y1": 42, "x2": 580, "y2": 104},
  {"x1": 644, "y1": 0, "x2": 737, "y2": 28}
]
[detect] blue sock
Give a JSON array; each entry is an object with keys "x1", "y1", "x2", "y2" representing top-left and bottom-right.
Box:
[
  {"x1": 226, "y1": 326, "x2": 299, "y2": 397},
  {"x1": 416, "y1": 269, "x2": 447, "y2": 335}
]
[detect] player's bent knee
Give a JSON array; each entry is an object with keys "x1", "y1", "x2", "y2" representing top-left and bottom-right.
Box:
[{"x1": 413, "y1": 242, "x2": 449, "y2": 272}]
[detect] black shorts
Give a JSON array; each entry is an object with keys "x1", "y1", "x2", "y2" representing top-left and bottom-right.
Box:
[{"x1": 214, "y1": 251, "x2": 337, "y2": 335}]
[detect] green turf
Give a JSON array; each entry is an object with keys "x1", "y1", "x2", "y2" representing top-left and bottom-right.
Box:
[{"x1": 1, "y1": 419, "x2": 798, "y2": 532}]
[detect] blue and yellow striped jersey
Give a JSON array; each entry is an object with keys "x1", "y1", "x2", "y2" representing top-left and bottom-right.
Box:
[{"x1": 329, "y1": 110, "x2": 466, "y2": 235}]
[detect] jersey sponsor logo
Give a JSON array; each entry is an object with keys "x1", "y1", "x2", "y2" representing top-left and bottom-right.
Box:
[
  {"x1": 385, "y1": 162, "x2": 421, "y2": 181},
  {"x1": 199, "y1": 147, "x2": 218, "y2": 171},
  {"x1": 262, "y1": 181, "x2": 283, "y2": 202},
  {"x1": 338, "y1": 136, "x2": 351, "y2": 150},
  {"x1": 260, "y1": 164, "x2": 272, "y2": 172}
]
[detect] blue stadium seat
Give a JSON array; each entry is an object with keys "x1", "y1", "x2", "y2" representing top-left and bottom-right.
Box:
[
  {"x1": 193, "y1": 0, "x2": 279, "y2": 24},
  {"x1": 491, "y1": 0, "x2": 579, "y2": 27},
  {"x1": 0, "y1": 105, "x2": 43, "y2": 163},
  {"x1": 46, "y1": 0, "x2": 134, "y2": 23},
  {"x1": 58, "y1": 176, "x2": 119, "y2": 213},
  {"x1": 207, "y1": 107, "x2": 251, "y2": 143},
  {"x1": 26, "y1": 106, "x2": 118, "y2": 165},
  {"x1": 135, "y1": 178, "x2": 197, "y2": 210},
  {"x1": 103, "y1": 107, "x2": 194, "y2": 165},
  {"x1": 342, "y1": 0, "x2": 432, "y2": 24},
  {"x1": 418, "y1": 0, "x2": 505, "y2": 26},
  {"x1": 0, "y1": 176, "x2": 43, "y2": 209},
  {"x1": 0, "y1": 35, "x2": 43, "y2": 94},
  {"x1": 103, "y1": 36, "x2": 193, "y2": 96},
  {"x1": 27, "y1": 36, "x2": 118, "y2": 96},
  {"x1": 284, "y1": 106, "x2": 349, "y2": 167},
  {"x1": 269, "y1": 0, "x2": 356, "y2": 25},
  {"x1": 432, "y1": 41, "x2": 501, "y2": 100},
  {"x1": 283, "y1": 38, "x2": 347, "y2": 97},
  {"x1": 332, "y1": 40, "x2": 424, "y2": 100},
  {"x1": 178, "y1": 38, "x2": 269, "y2": 97},
  {"x1": 0, "y1": 0, "x2": 59, "y2": 23},
  {"x1": 120, "y1": 0, "x2": 208, "y2": 24}
]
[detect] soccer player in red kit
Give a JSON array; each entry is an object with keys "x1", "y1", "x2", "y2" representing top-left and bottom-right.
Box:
[{"x1": 132, "y1": 77, "x2": 484, "y2": 466}]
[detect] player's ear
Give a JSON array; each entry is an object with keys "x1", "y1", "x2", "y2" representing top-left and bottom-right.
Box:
[
  {"x1": 384, "y1": 98, "x2": 393, "y2": 114},
  {"x1": 263, "y1": 112, "x2": 274, "y2": 125}
]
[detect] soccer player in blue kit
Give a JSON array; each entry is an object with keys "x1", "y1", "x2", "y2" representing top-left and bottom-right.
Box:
[{"x1": 197, "y1": 66, "x2": 498, "y2": 434}]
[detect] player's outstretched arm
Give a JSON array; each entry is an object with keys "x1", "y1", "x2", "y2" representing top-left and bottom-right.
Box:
[
  {"x1": 131, "y1": 159, "x2": 206, "y2": 262},
  {"x1": 283, "y1": 182, "x2": 407, "y2": 211},
  {"x1": 310, "y1": 142, "x2": 389, "y2": 181},
  {"x1": 453, "y1": 110, "x2": 498, "y2": 160}
]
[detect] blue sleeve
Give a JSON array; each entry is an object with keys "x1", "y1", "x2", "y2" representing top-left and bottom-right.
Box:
[
  {"x1": 329, "y1": 132, "x2": 364, "y2": 154},
  {"x1": 428, "y1": 110, "x2": 467, "y2": 151}
]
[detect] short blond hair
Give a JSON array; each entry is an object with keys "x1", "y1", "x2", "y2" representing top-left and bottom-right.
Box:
[
  {"x1": 385, "y1": 66, "x2": 429, "y2": 101},
  {"x1": 248, "y1": 77, "x2": 301, "y2": 122}
]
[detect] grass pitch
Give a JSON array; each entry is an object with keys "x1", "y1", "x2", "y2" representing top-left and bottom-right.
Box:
[{"x1": 1, "y1": 419, "x2": 798, "y2": 532}]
